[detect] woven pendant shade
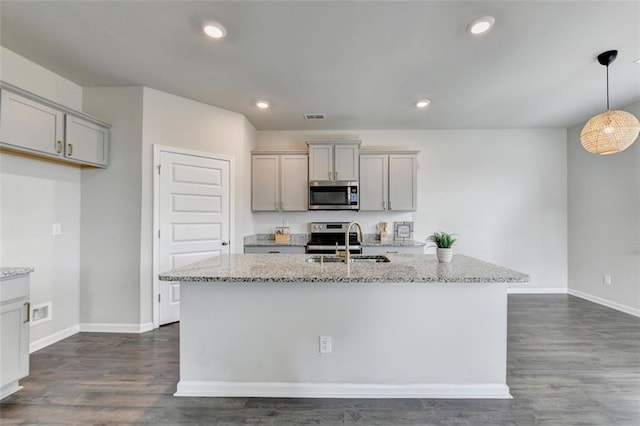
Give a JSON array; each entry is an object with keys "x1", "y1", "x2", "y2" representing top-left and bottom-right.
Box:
[{"x1": 580, "y1": 110, "x2": 640, "y2": 155}]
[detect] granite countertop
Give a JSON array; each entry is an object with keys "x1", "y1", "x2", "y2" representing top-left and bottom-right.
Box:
[
  {"x1": 159, "y1": 254, "x2": 529, "y2": 284},
  {"x1": 1, "y1": 267, "x2": 35, "y2": 279},
  {"x1": 243, "y1": 234, "x2": 425, "y2": 247},
  {"x1": 244, "y1": 234, "x2": 309, "y2": 247}
]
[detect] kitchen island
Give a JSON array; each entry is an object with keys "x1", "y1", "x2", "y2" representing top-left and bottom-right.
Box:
[{"x1": 160, "y1": 254, "x2": 528, "y2": 399}]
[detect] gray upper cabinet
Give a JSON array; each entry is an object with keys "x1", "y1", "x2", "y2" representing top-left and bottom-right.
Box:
[
  {"x1": 307, "y1": 141, "x2": 360, "y2": 182},
  {"x1": 0, "y1": 89, "x2": 65, "y2": 157},
  {"x1": 252, "y1": 152, "x2": 308, "y2": 212},
  {"x1": 65, "y1": 115, "x2": 109, "y2": 167},
  {"x1": 360, "y1": 151, "x2": 419, "y2": 211},
  {"x1": 0, "y1": 83, "x2": 110, "y2": 168}
]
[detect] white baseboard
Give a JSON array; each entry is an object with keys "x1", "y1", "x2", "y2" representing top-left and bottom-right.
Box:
[
  {"x1": 568, "y1": 289, "x2": 640, "y2": 318},
  {"x1": 508, "y1": 287, "x2": 567, "y2": 294},
  {"x1": 30, "y1": 324, "x2": 80, "y2": 353},
  {"x1": 0, "y1": 381, "x2": 23, "y2": 401},
  {"x1": 79, "y1": 322, "x2": 155, "y2": 333},
  {"x1": 175, "y1": 381, "x2": 512, "y2": 399}
]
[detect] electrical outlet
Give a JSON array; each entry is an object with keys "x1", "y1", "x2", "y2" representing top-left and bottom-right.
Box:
[
  {"x1": 52, "y1": 223, "x2": 62, "y2": 235},
  {"x1": 603, "y1": 275, "x2": 612, "y2": 285},
  {"x1": 319, "y1": 336, "x2": 332, "y2": 354}
]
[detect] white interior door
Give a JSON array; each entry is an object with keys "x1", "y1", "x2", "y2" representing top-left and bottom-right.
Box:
[{"x1": 158, "y1": 151, "x2": 230, "y2": 325}]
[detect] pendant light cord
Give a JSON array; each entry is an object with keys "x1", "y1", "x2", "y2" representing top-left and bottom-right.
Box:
[{"x1": 606, "y1": 64, "x2": 610, "y2": 111}]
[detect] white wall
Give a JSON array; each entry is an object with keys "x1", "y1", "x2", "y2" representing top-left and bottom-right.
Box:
[
  {"x1": 256, "y1": 129, "x2": 568, "y2": 291},
  {"x1": 0, "y1": 47, "x2": 82, "y2": 110},
  {"x1": 81, "y1": 87, "x2": 144, "y2": 328},
  {"x1": 567, "y1": 101, "x2": 640, "y2": 315},
  {"x1": 0, "y1": 46, "x2": 83, "y2": 346}
]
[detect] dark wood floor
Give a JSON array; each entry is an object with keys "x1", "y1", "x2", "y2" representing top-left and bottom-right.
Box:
[{"x1": 1, "y1": 295, "x2": 639, "y2": 425}]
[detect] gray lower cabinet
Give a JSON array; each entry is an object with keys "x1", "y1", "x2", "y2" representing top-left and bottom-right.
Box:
[
  {"x1": 0, "y1": 83, "x2": 110, "y2": 168},
  {"x1": 0, "y1": 273, "x2": 30, "y2": 400},
  {"x1": 363, "y1": 246, "x2": 424, "y2": 255},
  {"x1": 244, "y1": 246, "x2": 305, "y2": 254}
]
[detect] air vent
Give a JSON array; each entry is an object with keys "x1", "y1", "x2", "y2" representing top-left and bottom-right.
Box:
[{"x1": 303, "y1": 113, "x2": 326, "y2": 120}]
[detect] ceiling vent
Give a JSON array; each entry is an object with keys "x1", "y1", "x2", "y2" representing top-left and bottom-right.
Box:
[{"x1": 304, "y1": 113, "x2": 325, "y2": 120}]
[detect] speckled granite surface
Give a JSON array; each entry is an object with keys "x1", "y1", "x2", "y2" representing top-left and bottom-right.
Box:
[
  {"x1": 362, "y1": 234, "x2": 425, "y2": 247},
  {"x1": 159, "y1": 254, "x2": 529, "y2": 283},
  {"x1": 244, "y1": 234, "x2": 309, "y2": 247},
  {"x1": 1, "y1": 267, "x2": 34, "y2": 279},
  {"x1": 243, "y1": 234, "x2": 425, "y2": 247}
]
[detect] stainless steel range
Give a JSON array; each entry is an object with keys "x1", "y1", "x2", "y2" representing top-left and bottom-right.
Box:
[{"x1": 305, "y1": 222, "x2": 362, "y2": 254}]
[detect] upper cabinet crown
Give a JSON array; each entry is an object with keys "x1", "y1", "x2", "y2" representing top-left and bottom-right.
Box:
[
  {"x1": 307, "y1": 141, "x2": 360, "y2": 182},
  {"x1": 0, "y1": 83, "x2": 110, "y2": 168}
]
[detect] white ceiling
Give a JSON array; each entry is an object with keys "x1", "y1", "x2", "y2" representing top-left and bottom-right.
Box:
[{"x1": 1, "y1": 1, "x2": 639, "y2": 131}]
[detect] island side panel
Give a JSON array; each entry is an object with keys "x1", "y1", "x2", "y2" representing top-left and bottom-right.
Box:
[{"x1": 178, "y1": 281, "x2": 509, "y2": 398}]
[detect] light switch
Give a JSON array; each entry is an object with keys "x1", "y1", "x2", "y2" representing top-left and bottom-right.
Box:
[{"x1": 52, "y1": 223, "x2": 62, "y2": 235}]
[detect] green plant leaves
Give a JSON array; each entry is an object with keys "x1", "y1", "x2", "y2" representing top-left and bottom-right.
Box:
[{"x1": 426, "y1": 231, "x2": 457, "y2": 248}]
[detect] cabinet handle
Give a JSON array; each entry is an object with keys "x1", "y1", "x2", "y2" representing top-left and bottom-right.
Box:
[
  {"x1": 67, "y1": 143, "x2": 73, "y2": 156},
  {"x1": 386, "y1": 251, "x2": 399, "y2": 254},
  {"x1": 268, "y1": 250, "x2": 280, "y2": 253},
  {"x1": 382, "y1": 201, "x2": 386, "y2": 210},
  {"x1": 275, "y1": 201, "x2": 279, "y2": 211},
  {"x1": 280, "y1": 201, "x2": 284, "y2": 211},
  {"x1": 388, "y1": 201, "x2": 392, "y2": 210},
  {"x1": 56, "y1": 140, "x2": 63, "y2": 154},
  {"x1": 328, "y1": 171, "x2": 332, "y2": 180},
  {"x1": 335, "y1": 171, "x2": 338, "y2": 180},
  {"x1": 24, "y1": 301, "x2": 30, "y2": 323},
  {"x1": 221, "y1": 241, "x2": 229, "y2": 246}
]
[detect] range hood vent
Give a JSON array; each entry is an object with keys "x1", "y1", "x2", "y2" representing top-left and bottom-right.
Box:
[{"x1": 304, "y1": 113, "x2": 325, "y2": 120}]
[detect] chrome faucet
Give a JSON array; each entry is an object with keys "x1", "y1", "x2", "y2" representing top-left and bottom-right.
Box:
[{"x1": 337, "y1": 221, "x2": 364, "y2": 264}]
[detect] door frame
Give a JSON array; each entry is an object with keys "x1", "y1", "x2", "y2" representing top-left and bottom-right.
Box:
[{"x1": 152, "y1": 144, "x2": 234, "y2": 329}]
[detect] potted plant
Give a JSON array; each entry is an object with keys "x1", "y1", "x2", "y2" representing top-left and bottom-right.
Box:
[{"x1": 427, "y1": 231, "x2": 457, "y2": 263}]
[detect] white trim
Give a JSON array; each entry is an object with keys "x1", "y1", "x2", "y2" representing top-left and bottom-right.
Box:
[
  {"x1": 0, "y1": 381, "x2": 23, "y2": 401},
  {"x1": 568, "y1": 289, "x2": 640, "y2": 318},
  {"x1": 508, "y1": 287, "x2": 567, "y2": 294},
  {"x1": 152, "y1": 144, "x2": 234, "y2": 329},
  {"x1": 29, "y1": 324, "x2": 79, "y2": 353},
  {"x1": 79, "y1": 322, "x2": 154, "y2": 333},
  {"x1": 175, "y1": 381, "x2": 512, "y2": 399}
]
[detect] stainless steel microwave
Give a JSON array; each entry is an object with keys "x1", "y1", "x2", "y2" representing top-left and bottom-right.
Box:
[{"x1": 309, "y1": 181, "x2": 359, "y2": 210}]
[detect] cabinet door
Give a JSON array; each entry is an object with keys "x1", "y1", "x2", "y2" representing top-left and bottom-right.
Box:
[
  {"x1": 252, "y1": 155, "x2": 279, "y2": 211},
  {"x1": 0, "y1": 299, "x2": 30, "y2": 389},
  {"x1": 0, "y1": 90, "x2": 64, "y2": 157},
  {"x1": 359, "y1": 154, "x2": 388, "y2": 211},
  {"x1": 281, "y1": 155, "x2": 308, "y2": 211},
  {"x1": 308, "y1": 144, "x2": 333, "y2": 181},
  {"x1": 65, "y1": 115, "x2": 109, "y2": 167},
  {"x1": 388, "y1": 155, "x2": 417, "y2": 211},
  {"x1": 334, "y1": 144, "x2": 359, "y2": 181}
]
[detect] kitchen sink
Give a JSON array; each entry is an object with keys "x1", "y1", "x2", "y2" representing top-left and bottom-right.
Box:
[{"x1": 304, "y1": 255, "x2": 391, "y2": 264}]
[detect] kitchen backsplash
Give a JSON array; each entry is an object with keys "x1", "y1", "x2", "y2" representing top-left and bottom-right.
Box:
[{"x1": 252, "y1": 210, "x2": 415, "y2": 235}]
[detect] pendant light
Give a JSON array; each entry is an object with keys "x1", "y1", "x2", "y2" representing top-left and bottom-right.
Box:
[{"x1": 580, "y1": 50, "x2": 640, "y2": 155}]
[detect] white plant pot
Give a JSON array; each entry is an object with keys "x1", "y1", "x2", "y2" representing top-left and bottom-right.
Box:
[{"x1": 436, "y1": 248, "x2": 453, "y2": 264}]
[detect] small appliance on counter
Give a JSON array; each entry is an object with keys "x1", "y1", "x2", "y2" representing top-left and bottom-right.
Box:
[{"x1": 305, "y1": 222, "x2": 362, "y2": 254}]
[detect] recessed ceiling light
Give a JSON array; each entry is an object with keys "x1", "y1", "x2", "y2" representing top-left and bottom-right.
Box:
[
  {"x1": 202, "y1": 21, "x2": 227, "y2": 39},
  {"x1": 467, "y1": 16, "x2": 495, "y2": 36},
  {"x1": 256, "y1": 100, "x2": 270, "y2": 109},
  {"x1": 416, "y1": 100, "x2": 431, "y2": 108}
]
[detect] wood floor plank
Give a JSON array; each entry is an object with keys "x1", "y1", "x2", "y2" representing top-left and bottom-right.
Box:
[{"x1": 1, "y1": 295, "x2": 638, "y2": 425}]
